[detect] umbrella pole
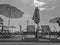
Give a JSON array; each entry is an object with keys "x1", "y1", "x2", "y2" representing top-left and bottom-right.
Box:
[
  {"x1": 12, "y1": 28, "x2": 13, "y2": 33},
  {"x1": 8, "y1": 14, "x2": 10, "y2": 30},
  {"x1": 8, "y1": 10, "x2": 11, "y2": 30},
  {"x1": 35, "y1": 23, "x2": 39, "y2": 39},
  {"x1": 27, "y1": 20, "x2": 29, "y2": 32}
]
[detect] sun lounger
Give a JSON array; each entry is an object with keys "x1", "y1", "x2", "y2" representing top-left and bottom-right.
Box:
[
  {"x1": 22, "y1": 25, "x2": 36, "y2": 39},
  {"x1": 39, "y1": 25, "x2": 60, "y2": 39}
]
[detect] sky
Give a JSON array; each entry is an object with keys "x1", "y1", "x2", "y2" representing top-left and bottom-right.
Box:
[{"x1": 0, "y1": 0, "x2": 60, "y2": 32}]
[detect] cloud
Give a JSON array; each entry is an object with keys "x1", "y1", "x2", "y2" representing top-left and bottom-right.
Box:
[
  {"x1": 39, "y1": 7, "x2": 46, "y2": 11},
  {"x1": 34, "y1": 0, "x2": 47, "y2": 7}
]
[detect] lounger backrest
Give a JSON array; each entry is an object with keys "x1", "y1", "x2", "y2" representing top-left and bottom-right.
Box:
[
  {"x1": 41, "y1": 25, "x2": 51, "y2": 33},
  {"x1": 27, "y1": 25, "x2": 35, "y2": 32}
]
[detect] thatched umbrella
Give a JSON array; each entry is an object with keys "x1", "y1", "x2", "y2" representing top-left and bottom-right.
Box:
[
  {"x1": 0, "y1": 4, "x2": 24, "y2": 29},
  {"x1": 49, "y1": 17, "x2": 60, "y2": 26}
]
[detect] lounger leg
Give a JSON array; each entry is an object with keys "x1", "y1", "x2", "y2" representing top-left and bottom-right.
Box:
[{"x1": 22, "y1": 35, "x2": 25, "y2": 40}]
